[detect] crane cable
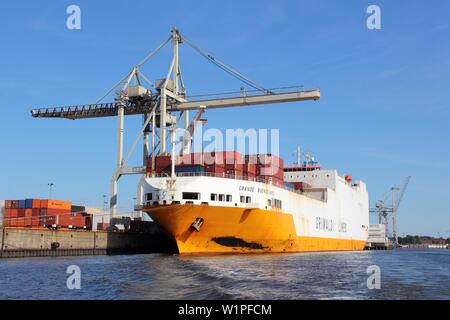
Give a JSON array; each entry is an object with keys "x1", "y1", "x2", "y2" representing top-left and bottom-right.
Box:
[
  {"x1": 180, "y1": 33, "x2": 269, "y2": 93},
  {"x1": 95, "y1": 36, "x2": 172, "y2": 104}
]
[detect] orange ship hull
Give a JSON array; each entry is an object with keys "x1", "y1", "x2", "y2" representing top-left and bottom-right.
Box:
[{"x1": 144, "y1": 204, "x2": 366, "y2": 255}]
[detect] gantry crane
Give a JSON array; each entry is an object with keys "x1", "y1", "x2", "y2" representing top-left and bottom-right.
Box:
[
  {"x1": 370, "y1": 176, "x2": 411, "y2": 246},
  {"x1": 30, "y1": 28, "x2": 321, "y2": 216}
]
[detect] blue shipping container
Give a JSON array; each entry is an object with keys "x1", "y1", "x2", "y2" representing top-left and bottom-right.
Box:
[
  {"x1": 18, "y1": 200, "x2": 26, "y2": 209},
  {"x1": 25, "y1": 199, "x2": 34, "y2": 208}
]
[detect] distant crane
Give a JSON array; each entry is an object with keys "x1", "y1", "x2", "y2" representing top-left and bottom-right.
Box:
[{"x1": 370, "y1": 176, "x2": 411, "y2": 246}]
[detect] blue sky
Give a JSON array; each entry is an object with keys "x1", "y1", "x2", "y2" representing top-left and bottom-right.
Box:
[{"x1": 0, "y1": 1, "x2": 449, "y2": 236}]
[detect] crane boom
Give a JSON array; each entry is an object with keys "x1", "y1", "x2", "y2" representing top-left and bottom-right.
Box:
[
  {"x1": 171, "y1": 89, "x2": 320, "y2": 111},
  {"x1": 394, "y1": 176, "x2": 411, "y2": 212},
  {"x1": 30, "y1": 88, "x2": 319, "y2": 120}
]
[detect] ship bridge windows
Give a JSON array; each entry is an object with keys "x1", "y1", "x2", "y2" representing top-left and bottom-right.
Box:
[
  {"x1": 182, "y1": 192, "x2": 200, "y2": 200},
  {"x1": 145, "y1": 193, "x2": 153, "y2": 202},
  {"x1": 211, "y1": 193, "x2": 217, "y2": 201},
  {"x1": 226, "y1": 195, "x2": 232, "y2": 202},
  {"x1": 218, "y1": 194, "x2": 225, "y2": 202}
]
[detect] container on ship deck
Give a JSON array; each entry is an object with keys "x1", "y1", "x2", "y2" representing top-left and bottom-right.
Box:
[
  {"x1": 257, "y1": 168, "x2": 284, "y2": 180},
  {"x1": 10, "y1": 200, "x2": 19, "y2": 209},
  {"x1": 243, "y1": 173, "x2": 256, "y2": 180},
  {"x1": 225, "y1": 163, "x2": 244, "y2": 172},
  {"x1": 256, "y1": 154, "x2": 284, "y2": 168},
  {"x1": 205, "y1": 164, "x2": 225, "y2": 175},
  {"x1": 176, "y1": 153, "x2": 204, "y2": 166},
  {"x1": 224, "y1": 169, "x2": 243, "y2": 178},
  {"x1": 243, "y1": 162, "x2": 257, "y2": 175},
  {"x1": 155, "y1": 155, "x2": 172, "y2": 167},
  {"x1": 224, "y1": 151, "x2": 244, "y2": 165},
  {"x1": 175, "y1": 165, "x2": 205, "y2": 174}
]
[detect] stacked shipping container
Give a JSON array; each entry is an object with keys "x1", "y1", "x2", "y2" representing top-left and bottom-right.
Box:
[
  {"x1": 2, "y1": 199, "x2": 91, "y2": 229},
  {"x1": 147, "y1": 152, "x2": 285, "y2": 184}
]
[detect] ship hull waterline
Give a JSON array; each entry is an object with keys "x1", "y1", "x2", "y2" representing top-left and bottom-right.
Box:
[{"x1": 143, "y1": 204, "x2": 366, "y2": 255}]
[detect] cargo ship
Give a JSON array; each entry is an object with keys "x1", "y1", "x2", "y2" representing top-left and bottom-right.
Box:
[
  {"x1": 28, "y1": 28, "x2": 369, "y2": 254},
  {"x1": 141, "y1": 151, "x2": 369, "y2": 254}
]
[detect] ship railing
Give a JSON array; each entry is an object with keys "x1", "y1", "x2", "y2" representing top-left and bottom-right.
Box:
[{"x1": 150, "y1": 171, "x2": 303, "y2": 195}]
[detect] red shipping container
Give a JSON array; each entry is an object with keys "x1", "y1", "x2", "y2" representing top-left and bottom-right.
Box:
[
  {"x1": 24, "y1": 209, "x2": 33, "y2": 227},
  {"x1": 5, "y1": 200, "x2": 12, "y2": 209},
  {"x1": 31, "y1": 215, "x2": 41, "y2": 227},
  {"x1": 8, "y1": 208, "x2": 18, "y2": 227},
  {"x1": 16, "y1": 218, "x2": 25, "y2": 228},
  {"x1": 40, "y1": 208, "x2": 70, "y2": 226},
  {"x1": 257, "y1": 154, "x2": 284, "y2": 168},
  {"x1": 32, "y1": 208, "x2": 40, "y2": 216},
  {"x1": 32, "y1": 199, "x2": 41, "y2": 209},
  {"x1": 244, "y1": 172, "x2": 256, "y2": 180},
  {"x1": 217, "y1": 151, "x2": 244, "y2": 165},
  {"x1": 3, "y1": 208, "x2": 11, "y2": 227},
  {"x1": 257, "y1": 165, "x2": 284, "y2": 177},
  {"x1": 176, "y1": 153, "x2": 204, "y2": 166},
  {"x1": 225, "y1": 169, "x2": 244, "y2": 178},
  {"x1": 205, "y1": 164, "x2": 225, "y2": 175},
  {"x1": 18, "y1": 209, "x2": 25, "y2": 217},
  {"x1": 155, "y1": 155, "x2": 172, "y2": 168},
  {"x1": 243, "y1": 162, "x2": 257, "y2": 175},
  {"x1": 225, "y1": 163, "x2": 244, "y2": 172},
  {"x1": 58, "y1": 213, "x2": 86, "y2": 228},
  {"x1": 11, "y1": 200, "x2": 19, "y2": 209},
  {"x1": 202, "y1": 152, "x2": 218, "y2": 166}
]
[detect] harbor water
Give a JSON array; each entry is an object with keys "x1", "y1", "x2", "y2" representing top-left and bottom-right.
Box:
[{"x1": 0, "y1": 249, "x2": 449, "y2": 300}]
